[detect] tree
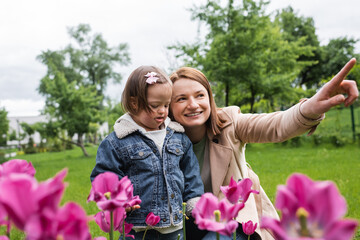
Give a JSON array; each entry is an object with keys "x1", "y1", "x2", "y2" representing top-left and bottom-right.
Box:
[
  {"x1": 37, "y1": 24, "x2": 131, "y2": 109},
  {"x1": 66, "y1": 24, "x2": 131, "y2": 103},
  {"x1": 0, "y1": 108, "x2": 9, "y2": 146},
  {"x1": 37, "y1": 24, "x2": 130, "y2": 157},
  {"x1": 169, "y1": 0, "x2": 314, "y2": 112},
  {"x1": 38, "y1": 71, "x2": 102, "y2": 156},
  {"x1": 321, "y1": 37, "x2": 360, "y2": 78},
  {"x1": 275, "y1": 7, "x2": 323, "y2": 88}
]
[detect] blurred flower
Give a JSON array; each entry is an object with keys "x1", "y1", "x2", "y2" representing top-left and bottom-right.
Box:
[
  {"x1": 220, "y1": 177, "x2": 259, "y2": 204},
  {"x1": 25, "y1": 202, "x2": 91, "y2": 240},
  {"x1": 95, "y1": 208, "x2": 134, "y2": 238},
  {"x1": 0, "y1": 173, "x2": 39, "y2": 230},
  {"x1": 0, "y1": 236, "x2": 9, "y2": 240},
  {"x1": 88, "y1": 173, "x2": 141, "y2": 211},
  {"x1": 192, "y1": 193, "x2": 244, "y2": 237},
  {"x1": 0, "y1": 169, "x2": 67, "y2": 231},
  {"x1": 261, "y1": 173, "x2": 358, "y2": 240},
  {"x1": 0, "y1": 159, "x2": 36, "y2": 177},
  {"x1": 242, "y1": 220, "x2": 257, "y2": 236},
  {"x1": 145, "y1": 212, "x2": 160, "y2": 226}
]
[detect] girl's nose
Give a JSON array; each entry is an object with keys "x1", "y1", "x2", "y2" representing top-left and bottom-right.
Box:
[{"x1": 158, "y1": 106, "x2": 166, "y2": 114}]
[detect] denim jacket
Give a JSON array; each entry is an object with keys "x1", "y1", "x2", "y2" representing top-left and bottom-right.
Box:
[{"x1": 90, "y1": 116, "x2": 204, "y2": 229}]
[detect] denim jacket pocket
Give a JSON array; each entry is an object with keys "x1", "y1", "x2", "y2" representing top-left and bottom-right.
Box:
[
  {"x1": 127, "y1": 143, "x2": 152, "y2": 160},
  {"x1": 166, "y1": 143, "x2": 184, "y2": 156}
]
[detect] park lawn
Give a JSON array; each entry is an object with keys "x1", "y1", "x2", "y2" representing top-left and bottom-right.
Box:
[
  {"x1": 246, "y1": 142, "x2": 360, "y2": 239},
  {"x1": 1, "y1": 142, "x2": 360, "y2": 239}
]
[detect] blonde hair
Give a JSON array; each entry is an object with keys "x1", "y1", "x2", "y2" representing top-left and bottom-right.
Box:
[
  {"x1": 170, "y1": 67, "x2": 226, "y2": 135},
  {"x1": 122, "y1": 66, "x2": 172, "y2": 115}
]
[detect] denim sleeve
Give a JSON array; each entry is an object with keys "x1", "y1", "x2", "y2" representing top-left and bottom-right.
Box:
[
  {"x1": 179, "y1": 134, "x2": 204, "y2": 202},
  {"x1": 90, "y1": 135, "x2": 125, "y2": 182}
]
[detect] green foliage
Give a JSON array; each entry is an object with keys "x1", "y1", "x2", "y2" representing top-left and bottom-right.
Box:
[
  {"x1": 275, "y1": 6, "x2": 323, "y2": 89},
  {"x1": 104, "y1": 99, "x2": 125, "y2": 133},
  {"x1": 37, "y1": 24, "x2": 130, "y2": 156},
  {"x1": 0, "y1": 107, "x2": 9, "y2": 146},
  {"x1": 169, "y1": 0, "x2": 314, "y2": 112}
]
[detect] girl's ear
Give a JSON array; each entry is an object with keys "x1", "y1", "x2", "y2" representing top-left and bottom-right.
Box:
[{"x1": 130, "y1": 97, "x2": 138, "y2": 111}]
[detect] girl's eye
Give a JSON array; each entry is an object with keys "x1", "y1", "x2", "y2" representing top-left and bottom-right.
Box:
[{"x1": 150, "y1": 105, "x2": 159, "y2": 109}]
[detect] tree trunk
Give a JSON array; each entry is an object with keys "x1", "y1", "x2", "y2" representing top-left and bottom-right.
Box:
[
  {"x1": 225, "y1": 82, "x2": 230, "y2": 107},
  {"x1": 77, "y1": 133, "x2": 89, "y2": 157},
  {"x1": 59, "y1": 134, "x2": 89, "y2": 157}
]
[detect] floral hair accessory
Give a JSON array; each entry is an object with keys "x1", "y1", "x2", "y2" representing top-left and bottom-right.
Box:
[{"x1": 144, "y1": 72, "x2": 159, "y2": 84}]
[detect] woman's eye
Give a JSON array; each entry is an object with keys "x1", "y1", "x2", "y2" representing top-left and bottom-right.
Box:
[{"x1": 177, "y1": 97, "x2": 186, "y2": 102}]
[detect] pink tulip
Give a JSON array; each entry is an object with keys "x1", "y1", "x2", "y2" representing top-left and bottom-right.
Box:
[
  {"x1": 0, "y1": 204, "x2": 7, "y2": 225},
  {"x1": 145, "y1": 212, "x2": 160, "y2": 226},
  {"x1": 220, "y1": 177, "x2": 259, "y2": 204},
  {"x1": 0, "y1": 236, "x2": 9, "y2": 240},
  {"x1": 93, "y1": 237, "x2": 107, "y2": 240},
  {"x1": 0, "y1": 159, "x2": 36, "y2": 177},
  {"x1": 0, "y1": 169, "x2": 67, "y2": 231},
  {"x1": 25, "y1": 202, "x2": 91, "y2": 240},
  {"x1": 261, "y1": 173, "x2": 358, "y2": 240},
  {"x1": 242, "y1": 220, "x2": 257, "y2": 236},
  {"x1": 36, "y1": 169, "x2": 68, "y2": 210},
  {"x1": 0, "y1": 173, "x2": 39, "y2": 230},
  {"x1": 192, "y1": 193, "x2": 244, "y2": 237},
  {"x1": 95, "y1": 208, "x2": 134, "y2": 238},
  {"x1": 88, "y1": 173, "x2": 141, "y2": 211}
]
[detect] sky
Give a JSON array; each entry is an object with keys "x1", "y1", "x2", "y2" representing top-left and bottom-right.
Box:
[{"x1": 1, "y1": 0, "x2": 359, "y2": 117}]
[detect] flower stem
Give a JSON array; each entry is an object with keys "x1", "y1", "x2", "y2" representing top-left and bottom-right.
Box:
[
  {"x1": 109, "y1": 211, "x2": 114, "y2": 240},
  {"x1": 214, "y1": 210, "x2": 221, "y2": 240},
  {"x1": 182, "y1": 202, "x2": 187, "y2": 240},
  {"x1": 248, "y1": 235, "x2": 250, "y2": 240},
  {"x1": 233, "y1": 231, "x2": 236, "y2": 240},
  {"x1": 142, "y1": 228, "x2": 148, "y2": 240},
  {"x1": 122, "y1": 218, "x2": 125, "y2": 240}
]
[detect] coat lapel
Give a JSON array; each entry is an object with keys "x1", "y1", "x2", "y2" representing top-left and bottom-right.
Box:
[{"x1": 208, "y1": 139, "x2": 232, "y2": 197}]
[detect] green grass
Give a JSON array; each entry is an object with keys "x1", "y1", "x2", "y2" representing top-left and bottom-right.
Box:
[
  {"x1": 1, "y1": 142, "x2": 359, "y2": 239},
  {"x1": 1, "y1": 104, "x2": 360, "y2": 239},
  {"x1": 246, "y1": 142, "x2": 360, "y2": 239}
]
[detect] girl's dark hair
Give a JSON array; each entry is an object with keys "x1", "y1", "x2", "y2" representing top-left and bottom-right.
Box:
[
  {"x1": 122, "y1": 66, "x2": 172, "y2": 115},
  {"x1": 170, "y1": 67, "x2": 226, "y2": 135}
]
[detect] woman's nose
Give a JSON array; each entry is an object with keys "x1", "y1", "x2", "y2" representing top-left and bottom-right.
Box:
[{"x1": 187, "y1": 98, "x2": 199, "y2": 109}]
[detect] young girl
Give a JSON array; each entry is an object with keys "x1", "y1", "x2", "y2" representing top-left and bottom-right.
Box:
[{"x1": 90, "y1": 66, "x2": 204, "y2": 240}]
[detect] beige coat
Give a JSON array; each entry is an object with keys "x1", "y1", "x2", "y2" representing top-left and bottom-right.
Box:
[{"x1": 203, "y1": 101, "x2": 323, "y2": 239}]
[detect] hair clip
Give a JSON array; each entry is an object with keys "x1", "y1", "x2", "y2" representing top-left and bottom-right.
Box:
[{"x1": 144, "y1": 72, "x2": 159, "y2": 84}]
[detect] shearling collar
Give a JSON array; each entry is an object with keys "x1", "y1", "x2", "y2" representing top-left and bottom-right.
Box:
[{"x1": 113, "y1": 113, "x2": 184, "y2": 139}]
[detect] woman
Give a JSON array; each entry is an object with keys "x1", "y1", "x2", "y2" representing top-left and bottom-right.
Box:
[{"x1": 169, "y1": 58, "x2": 358, "y2": 240}]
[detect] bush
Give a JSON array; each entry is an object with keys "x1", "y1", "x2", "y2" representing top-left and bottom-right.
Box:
[
  {"x1": 329, "y1": 134, "x2": 347, "y2": 147},
  {"x1": 312, "y1": 134, "x2": 323, "y2": 146}
]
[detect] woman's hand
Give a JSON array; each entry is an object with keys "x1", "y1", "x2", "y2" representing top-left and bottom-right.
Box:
[{"x1": 300, "y1": 58, "x2": 358, "y2": 119}]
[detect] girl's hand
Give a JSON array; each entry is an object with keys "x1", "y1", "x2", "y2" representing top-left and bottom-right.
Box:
[
  {"x1": 300, "y1": 58, "x2": 358, "y2": 119},
  {"x1": 125, "y1": 205, "x2": 141, "y2": 212}
]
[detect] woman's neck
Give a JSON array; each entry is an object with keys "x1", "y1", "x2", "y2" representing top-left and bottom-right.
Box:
[{"x1": 184, "y1": 125, "x2": 207, "y2": 144}]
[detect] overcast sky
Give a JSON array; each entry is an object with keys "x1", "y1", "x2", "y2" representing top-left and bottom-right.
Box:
[{"x1": 1, "y1": 0, "x2": 359, "y2": 117}]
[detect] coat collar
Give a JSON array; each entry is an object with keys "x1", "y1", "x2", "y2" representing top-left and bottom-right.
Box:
[{"x1": 113, "y1": 113, "x2": 184, "y2": 139}]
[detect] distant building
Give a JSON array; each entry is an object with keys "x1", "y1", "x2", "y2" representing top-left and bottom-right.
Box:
[
  {"x1": 7, "y1": 115, "x2": 109, "y2": 146},
  {"x1": 7, "y1": 115, "x2": 48, "y2": 146}
]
